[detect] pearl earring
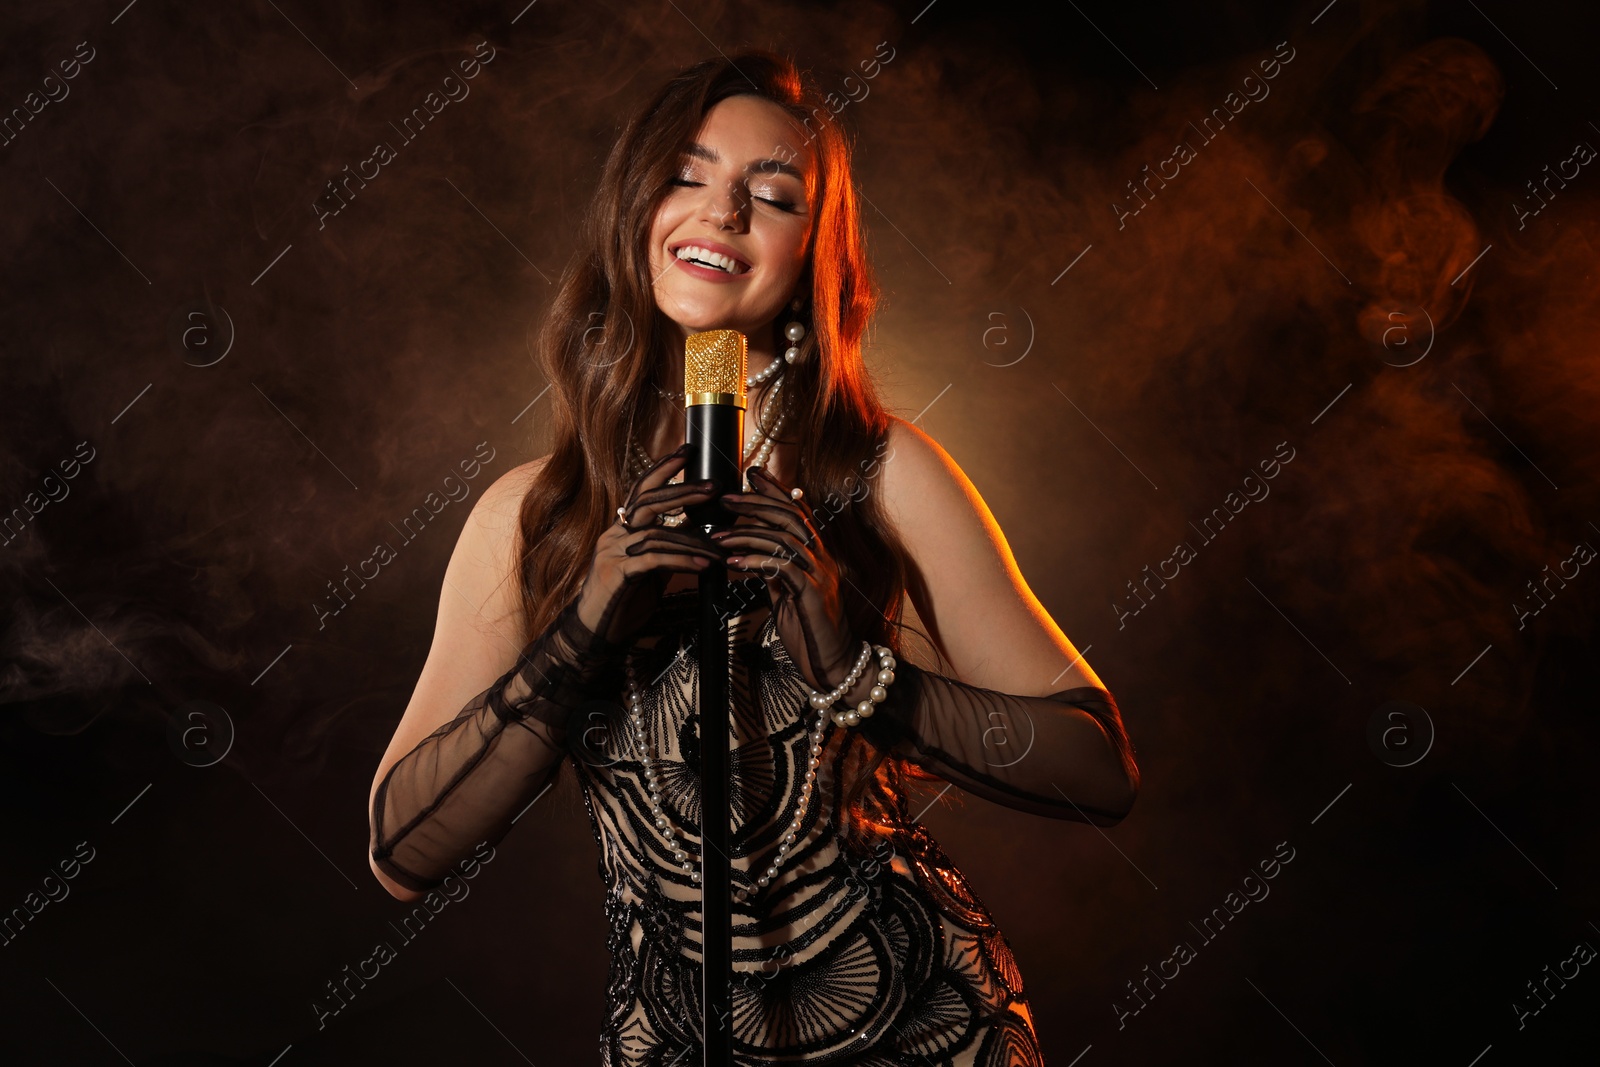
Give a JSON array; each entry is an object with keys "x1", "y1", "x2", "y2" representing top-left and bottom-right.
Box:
[{"x1": 783, "y1": 315, "x2": 805, "y2": 365}]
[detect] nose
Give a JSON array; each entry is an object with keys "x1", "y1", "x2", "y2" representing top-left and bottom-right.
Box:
[{"x1": 699, "y1": 179, "x2": 748, "y2": 232}]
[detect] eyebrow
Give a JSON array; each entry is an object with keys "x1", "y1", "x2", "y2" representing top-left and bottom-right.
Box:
[{"x1": 683, "y1": 142, "x2": 807, "y2": 182}]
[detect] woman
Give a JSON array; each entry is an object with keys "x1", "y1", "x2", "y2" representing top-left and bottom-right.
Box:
[{"x1": 368, "y1": 51, "x2": 1139, "y2": 1065}]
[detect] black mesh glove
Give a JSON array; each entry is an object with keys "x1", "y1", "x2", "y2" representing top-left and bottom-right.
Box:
[
  {"x1": 369, "y1": 597, "x2": 626, "y2": 891},
  {"x1": 369, "y1": 448, "x2": 725, "y2": 892},
  {"x1": 575, "y1": 443, "x2": 725, "y2": 645},
  {"x1": 862, "y1": 661, "x2": 1139, "y2": 825},
  {"x1": 713, "y1": 465, "x2": 1138, "y2": 825},
  {"x1": 711, "y1": 465, "x2": 859, "y2": 693}
]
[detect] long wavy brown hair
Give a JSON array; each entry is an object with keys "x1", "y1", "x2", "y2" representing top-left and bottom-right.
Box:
[{"x1": 515, "y1": 51, "x2": 943, "y2": 838}]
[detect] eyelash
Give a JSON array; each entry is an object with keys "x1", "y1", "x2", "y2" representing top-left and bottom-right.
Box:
[{"x1": 668, "y1": 177, "x2": 796, "y2": 212}]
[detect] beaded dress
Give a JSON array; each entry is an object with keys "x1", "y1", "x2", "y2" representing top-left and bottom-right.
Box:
[{"x1": 371, "y1": 555, "x2": 1133, "y2": 1065}]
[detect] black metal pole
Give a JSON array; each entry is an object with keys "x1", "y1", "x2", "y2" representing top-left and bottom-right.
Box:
[
  {"x1": 697, "y1": 561, "x2": 734, "y2": 1065},
  {"x1": 684, "y1": 399, "x2": 738, "y2": 1067}
]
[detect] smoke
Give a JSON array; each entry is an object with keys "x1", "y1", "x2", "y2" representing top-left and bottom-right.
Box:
[
  {"x1": 0, "y1": 0, "x2": 1590, "y2": 818},
  {"x1": 2, "y1": 2, "x2": 1598, "y2": 1058},
  {"x1": 843, "y1": 7, "x2": 1596, "y2": 752}
]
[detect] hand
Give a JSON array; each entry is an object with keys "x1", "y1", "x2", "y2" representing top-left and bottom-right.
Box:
[
  {"x1": 711, "y1": 466, "x2": 860, "y2": 694},
  {"x1": 573, "y1": 444, "x2": 722, "y2": 646}
]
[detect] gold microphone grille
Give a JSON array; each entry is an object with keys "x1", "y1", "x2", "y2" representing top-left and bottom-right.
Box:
[{"x1": 683, "y1": 329, "x2": 747, "y2": 405}]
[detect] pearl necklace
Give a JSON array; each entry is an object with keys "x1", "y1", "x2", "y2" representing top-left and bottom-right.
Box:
[
  {"x1": 623, "y1": 646, "x2": 829, "y2": 903},
  {"x1": 620, "y1": 636, "x2": 899, "y2": 902}
]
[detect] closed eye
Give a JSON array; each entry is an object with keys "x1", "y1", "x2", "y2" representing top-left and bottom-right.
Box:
[{"x1": 670, "y1": 177, "x2": 797, "y2": 212}]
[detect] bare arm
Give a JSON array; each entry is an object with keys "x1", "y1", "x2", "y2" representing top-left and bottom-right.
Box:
[{"x1": 859, "y1": 417, "x2": 1139, "y2": 823}]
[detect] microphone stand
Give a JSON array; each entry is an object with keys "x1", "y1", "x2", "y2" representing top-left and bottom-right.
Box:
[
  {"x1": 683, "y1": 349, "x2": 742, "y2": 1067},
  {"x1": 694, "y1": 556, "x2": 734, "y2": 1066}
]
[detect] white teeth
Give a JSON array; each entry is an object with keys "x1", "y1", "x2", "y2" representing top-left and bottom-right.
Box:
[{"x1": 676, "y1": 245, "x2": 742, "y2": 273}]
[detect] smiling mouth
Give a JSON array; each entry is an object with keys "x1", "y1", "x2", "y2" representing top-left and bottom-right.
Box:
[{"x1": 673, "y1": 244, "x2": 749, "y2": 275}]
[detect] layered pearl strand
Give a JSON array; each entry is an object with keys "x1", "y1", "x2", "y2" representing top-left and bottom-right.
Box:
[
  {"x1": 810, "y1": 641, "x2": 898, "y2": 728},
  {"x1": 623, "y1": 650, "x2": 831, "y2": 902},
  {"x1": 620, "y1": 639, "x2": 900, "y2": 902}
]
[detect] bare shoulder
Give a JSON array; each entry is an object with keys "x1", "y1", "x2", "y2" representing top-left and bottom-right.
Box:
[
  {"x1": 876, "y1": 415, "x2": 1103, "y2": 694},
  {"x1": 879, "y1": 416, "x2": 983, "y2": 528},
  {"x1": 451, "y1": 454, "x2": 551, "y2": 630},
  {"x1": 407, "y1": 452, "x2": 552, "y2": 647},
  {"x1": 878, "y1": 416, "x2": 1013, "y2": 581},
  {"x1": 473, "y1": 454, "x2": 551, "y2": 536}
]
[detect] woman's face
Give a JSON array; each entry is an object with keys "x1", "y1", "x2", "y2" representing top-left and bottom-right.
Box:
[{"x1": 647, "y1": 94, "x2": 817, "y2": 346}]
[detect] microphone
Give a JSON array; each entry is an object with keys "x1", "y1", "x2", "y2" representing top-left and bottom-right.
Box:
[
  {"x1": 680, "y1": 327, "x2": 743, "y2": 1067},
  {"x1": 681, "y1": 328, "x2": 747, "y2": 535}
]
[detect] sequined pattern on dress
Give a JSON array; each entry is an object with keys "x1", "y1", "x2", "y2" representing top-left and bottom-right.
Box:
[{"x1": 569, "y1": 590, "x2": 1043, "y2": 1065}]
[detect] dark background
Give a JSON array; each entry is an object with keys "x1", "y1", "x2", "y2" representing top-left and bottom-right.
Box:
[{"x1": 3, "y1": 0, "x2": 1598, "y2": 1063}]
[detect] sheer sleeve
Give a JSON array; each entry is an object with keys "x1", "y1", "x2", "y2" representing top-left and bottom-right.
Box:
[
  {"x1": 369, "y1": 599, "x2": 627, "y2": 892},
  {"x1": 859, "y1": 659, "x2": 1139, "y2": 826}
]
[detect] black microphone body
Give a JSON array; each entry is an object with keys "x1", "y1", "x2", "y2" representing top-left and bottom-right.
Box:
[{"x1": 682, "y1": 400, "x2": 743, "y2": 536}]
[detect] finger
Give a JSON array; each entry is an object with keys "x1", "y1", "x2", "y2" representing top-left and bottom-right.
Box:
[
  {"x1": 748, "y1": 467, "x2": 824, "y2": 530},
  {"x1": 635, "y1": 475, "x2": 718, "y2": 504},
  {"x1": 710, "y1": 530, "x2": 815, "y2": 574},
  {"x1": 623, "y1": 531, "x2": 724, "y2": 560},
  {"x1": 625, "y1": 481, "x2": 719, "y2": 528},
  {"x1": 742, "y1": 467, "x2": 802, "y2": 518},
  {"x1": 725, "y1": 551, "x2": 808, "y2": 598},
  {"x1": 624, "y1": 445, "x2": 693, "y2": 507},
  {"x1": 720, "y1": 509, "x2": 769, "y2": 532},
  {"x1": 723, "y1": 547, "x2": 806, "y2": 579},
  {"x1": 631, "y1": 480, "x2": 720, "y2": 515},
  {"x1": 618, "y1": 551, "x2": 715, "y2": 577},
  {"x1": 746, "y1": 465, "x2": 797, "y2": 502},
  {"x1": 720, "y1": 496, "x2": 817, "y2": 547},
  {"x1": 626, "y1": 525, "x2": 720, "y2": 548}
]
